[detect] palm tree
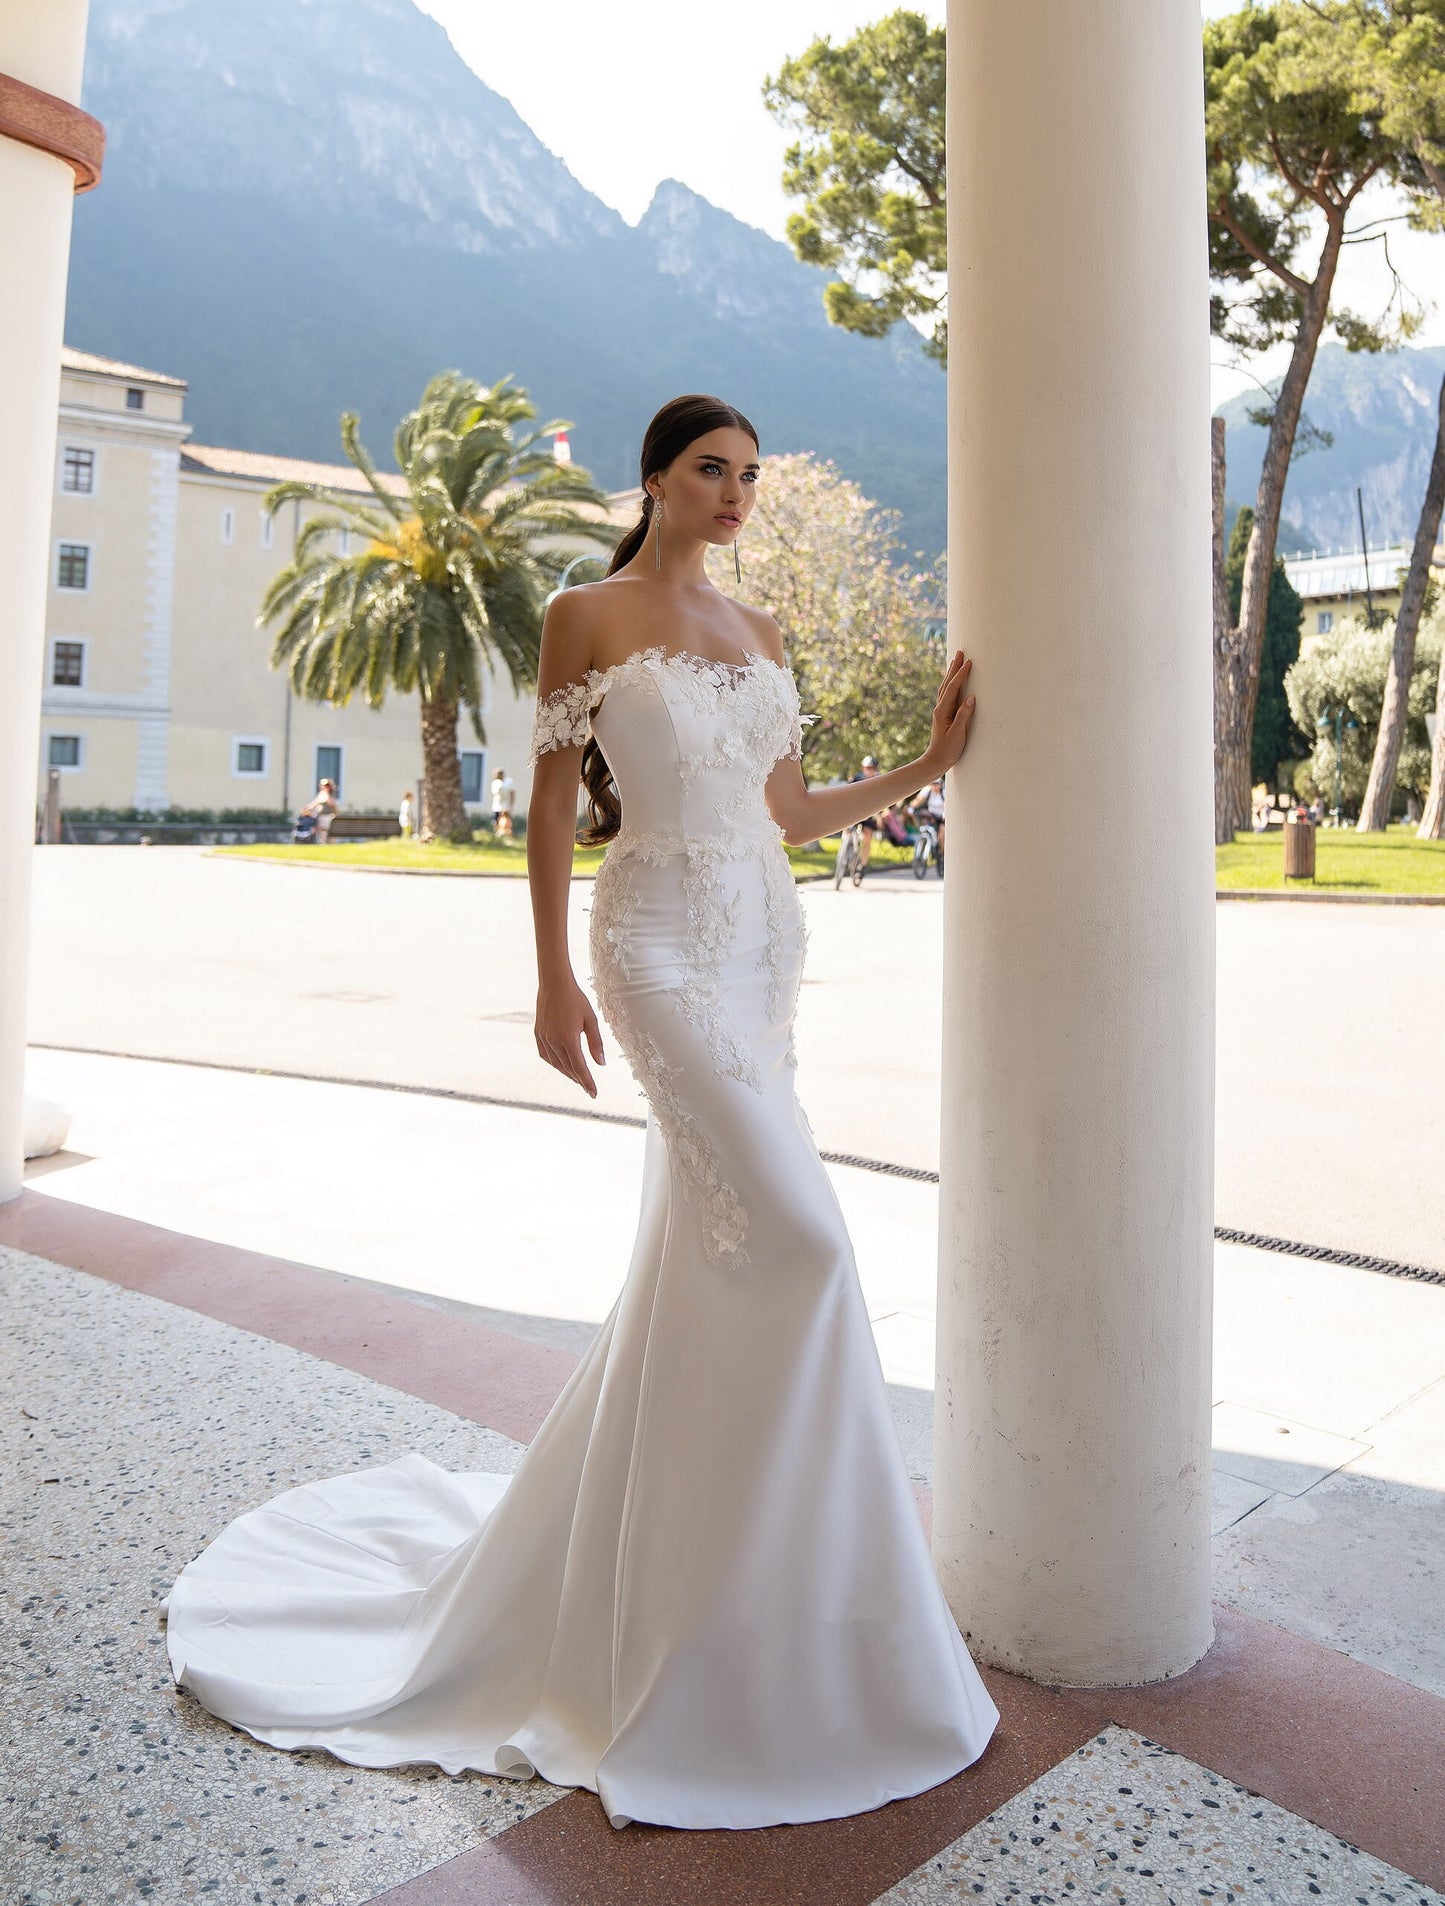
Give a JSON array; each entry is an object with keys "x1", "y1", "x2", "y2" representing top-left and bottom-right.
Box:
[{"x1": 260, "y1": 372, "x2": 616, "y2": 840}]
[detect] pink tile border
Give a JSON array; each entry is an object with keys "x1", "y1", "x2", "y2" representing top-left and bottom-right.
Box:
[{"x1": 0, "y1": 1188, "x2": 577, "y2": 1445}]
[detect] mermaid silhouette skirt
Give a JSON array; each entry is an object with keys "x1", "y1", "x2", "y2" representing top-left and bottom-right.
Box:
[{"x1": 162, "y1": 650, "x2": 1000, "y2": 1830}]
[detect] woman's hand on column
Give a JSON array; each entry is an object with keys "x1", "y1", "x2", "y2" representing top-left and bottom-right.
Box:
[{"x1": 924, "y1": 651, "x2": 976, "y2": 777}]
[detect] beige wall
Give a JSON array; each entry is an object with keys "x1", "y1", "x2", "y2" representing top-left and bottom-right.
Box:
[
  {"x1": 39, "y1": 354, "x2": 558, "y2": 819},
  {"x1": 41, "y1": 363, "x2": 188, "y2": 807}
]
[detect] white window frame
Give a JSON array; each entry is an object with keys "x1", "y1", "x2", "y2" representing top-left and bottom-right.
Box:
[
  {"x1": 221, "y1": 507, "x2": 235, "y2": 545},
  {"x1": 232, "y1": 735, "x2": 270, "y2": 779},
  {"x1": 50, "y1": 637, "x2": 87, "y2": 689},
  {"x1": 459, "y1": 748, "x2": 488, "y2": 806},
  {"x1": 55, "y1": 540, "x2": 92, "y2": 593},
  {"x1": 59, "y1": 442, "x2": 97, "y2": 497},
  {"x1": 125, "y1": 386, "x2": 144, "y2": 411},
  {"x1": 1316, "y1": 609, "x2": 1334, "y2": 634},
  {"x1": 313, "y1": 743, "x2": 344, "y2": 800},
  {"x1": 46, "y1": 732, "x2": 85, "y2": 772}
]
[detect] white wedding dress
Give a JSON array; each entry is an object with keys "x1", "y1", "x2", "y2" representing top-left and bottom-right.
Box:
[{"x1": 162, "y1": 646, "x2": 1000, "y2": 1830}]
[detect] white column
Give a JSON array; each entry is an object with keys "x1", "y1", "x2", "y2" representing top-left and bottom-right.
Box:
[
  {"x1": 0, "y1": 1, "x2": 93, "y2": 1201},
  {"x1": 935, "y1": 0, "x2": 1215, "y2": 1683}
]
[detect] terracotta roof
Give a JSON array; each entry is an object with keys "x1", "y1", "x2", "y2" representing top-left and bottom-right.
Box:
[
  {"x1": 181, "y1": 443, "x2": 409, "y2": 497},
  {"x1": 61, "y1": 346, "x2": 187, "y2": 388}
]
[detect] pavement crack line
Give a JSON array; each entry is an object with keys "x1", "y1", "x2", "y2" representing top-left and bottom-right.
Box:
[{"x1": 26, "y1": 1040, "x2": 1445, "y2": 1289}]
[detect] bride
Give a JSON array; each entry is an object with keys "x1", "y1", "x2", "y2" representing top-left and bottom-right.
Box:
[{"x1": 161, "y1": 394, "x2": 995, "y2": 1832}]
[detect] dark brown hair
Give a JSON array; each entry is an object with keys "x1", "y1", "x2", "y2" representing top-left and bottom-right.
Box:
[{"x1": 578, "y1": 394, "x2": 759, "y2": 845}]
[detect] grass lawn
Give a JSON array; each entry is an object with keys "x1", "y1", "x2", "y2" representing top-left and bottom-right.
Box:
[
  {"x1": 215, "y1": 832, "x2": 898, "y2": 882},
  {"x1": 1216, "y1": 824, "x2": 1445, "y2": 895},
  {"x1": 219, "y1": 826, "x2": 1445, "y2": 894}
]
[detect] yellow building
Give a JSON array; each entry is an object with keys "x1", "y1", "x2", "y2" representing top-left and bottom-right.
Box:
[
  {"x1": 41, "y1": 348, "x2": 615, "y2": 822},
  {"x1": 1284, "y1": 540, "x2": 1445, "y2": 648}
]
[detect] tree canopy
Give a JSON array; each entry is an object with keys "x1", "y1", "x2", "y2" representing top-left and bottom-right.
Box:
[
  {"x1": 1205, "y1": 3, "x2": 1415, "y2": 357},
  {"x1": 763, "y1": 10, "x2": 946, "y2": 363},
  {"x1": 1204, "y1": 0, "x2": 1428, "y2": 839},
  {"x1": 712, "y1": 452, "x2": 946, "y2": 782}
]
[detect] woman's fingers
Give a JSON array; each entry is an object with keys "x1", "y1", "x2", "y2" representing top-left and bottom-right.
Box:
[
  {"x1": 582, "y1": 1001, "x2": 606, "y2": 1067},
  {"x1": 536, "y1": 1028, "x2": 597, "y2": 1098},
  {"x1": 936, "y1": 653, "x2": 972, "y2": 714}
]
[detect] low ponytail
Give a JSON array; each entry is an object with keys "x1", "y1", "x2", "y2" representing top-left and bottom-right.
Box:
[
  {"x1": 577, "y1": 399, "x2": 757, "y2": 848},
  {"x1": 607, "y1": 491, "x2": 653, "y2": 578}
]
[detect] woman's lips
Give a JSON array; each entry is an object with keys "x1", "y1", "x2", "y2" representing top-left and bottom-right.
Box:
[{"x1": 716, "y1": 514, "x2": 741, "y2": 527}]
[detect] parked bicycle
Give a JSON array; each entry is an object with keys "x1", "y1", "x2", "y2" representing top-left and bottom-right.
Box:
[{"x1": 833, "y1": 823, "x2": 866, "y2": 889}]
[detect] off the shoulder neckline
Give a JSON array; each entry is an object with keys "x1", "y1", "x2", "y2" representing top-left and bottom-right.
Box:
[{"x1": 590, "y1": 646, "x2": 787, "y2": 683}]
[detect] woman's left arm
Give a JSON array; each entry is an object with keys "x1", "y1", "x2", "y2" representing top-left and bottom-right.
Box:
[{"x1": 752, "y1": 616, "x2": 976, "y2": 847}]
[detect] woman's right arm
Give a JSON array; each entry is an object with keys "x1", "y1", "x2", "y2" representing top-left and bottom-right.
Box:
[{"x1": 526, "y1": 593, "x2": 606, "y2": 1099}]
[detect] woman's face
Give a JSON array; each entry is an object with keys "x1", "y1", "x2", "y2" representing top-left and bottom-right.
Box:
[{"x1": 651, "y1": 426, "x2": 759, "y2": 548}]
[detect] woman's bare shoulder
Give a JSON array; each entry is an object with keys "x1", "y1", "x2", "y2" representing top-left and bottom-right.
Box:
[
  {"x1": 733, "y1": 599, "x2": 786, "y2": 666},
  {"x1": 537, "y1": 575, "x2": 653, "y2": 689}
]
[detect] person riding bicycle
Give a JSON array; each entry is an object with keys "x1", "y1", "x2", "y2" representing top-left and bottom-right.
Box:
[
  {"x1": 849, "y1": 755, "x2": 886, "y2": 874},
  {"x1": 908, "y1": 777, "x2": 946, "y2": 873}
]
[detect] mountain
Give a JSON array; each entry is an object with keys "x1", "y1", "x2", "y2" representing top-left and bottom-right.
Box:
[
  {"x1": 64, "y1": 0, "x2": 946, "y2": 548},
  {"x1": 1218, "y1": 343, "x2": 1445, "y2": 554}
]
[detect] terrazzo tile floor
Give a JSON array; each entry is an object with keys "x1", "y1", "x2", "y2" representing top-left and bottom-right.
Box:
[
  {"x1": 4, "y1": 1238, "x2": 1443, "y2": 1906},
  {"x1": 875, "y1": 1725, "x2": 1441, "y2": 1906},
  {"x1": 0, "y1": 1247, "x2": 564, "y2": 1906}
]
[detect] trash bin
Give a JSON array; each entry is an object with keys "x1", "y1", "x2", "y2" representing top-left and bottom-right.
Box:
[{"x1": 1283, "y1": 810, "x2": 1315, "y2": 880}]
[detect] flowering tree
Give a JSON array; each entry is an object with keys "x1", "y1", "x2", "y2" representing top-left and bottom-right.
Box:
[{"x1": 711, "y1": 452, "x2": 945, "y2": 786}]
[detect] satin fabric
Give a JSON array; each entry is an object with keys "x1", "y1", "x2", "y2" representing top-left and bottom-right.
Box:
[{"x1": 163, "y1": 648, "x2": 1000, "y2": 1830}]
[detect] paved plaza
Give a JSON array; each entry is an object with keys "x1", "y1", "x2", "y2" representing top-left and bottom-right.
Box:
[
  {"x1": 4, "y1": 847, "x2": 1443, "y2": 1903},
  {"x1": 24, "y1": 846, "x2": 1445, "y2": 1270}
]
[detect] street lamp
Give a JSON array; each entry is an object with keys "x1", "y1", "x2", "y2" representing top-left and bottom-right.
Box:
[
  {"x1": 545, "y1": 553, "x2": 603, "y2": 607},
  {"x1": 1315, "y1": 704, "x2": 1357, "y2": 826}
]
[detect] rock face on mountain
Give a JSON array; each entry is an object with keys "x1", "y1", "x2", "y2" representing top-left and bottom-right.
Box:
[
  {"x1": 65, "y1": 0, "x2": 946, "y2": 546},
  {"x1": 1220, "y1": 344, "x2": 1445, "y2": 554}
]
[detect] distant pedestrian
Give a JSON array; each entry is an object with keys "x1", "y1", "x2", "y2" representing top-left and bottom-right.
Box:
[
  {"x1": 398, "y1": 789, "x2": 416, "y2": 840},
  {"x1": 490, "y1": 767, "x2": 516, "y2": 838},
  {"x1": 292, "y1": 776, "x2": 339, "y2": 844}
]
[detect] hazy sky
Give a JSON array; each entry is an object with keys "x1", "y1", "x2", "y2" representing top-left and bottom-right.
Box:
[
  {"x1": 418, "y1": 0, "x2": 1445, "y2": 407},
  {"x1": 415, "y1": 1, "x2": 945, "y2": 240}
]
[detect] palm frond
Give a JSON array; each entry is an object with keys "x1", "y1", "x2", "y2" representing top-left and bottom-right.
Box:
[{"x1": 339, "y1": 412, "x2": 409, "y2": 522}]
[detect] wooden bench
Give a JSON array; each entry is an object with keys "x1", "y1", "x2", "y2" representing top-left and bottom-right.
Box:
[{"x1": 323, "y1": 815, "x2": 401, "y2": 842}]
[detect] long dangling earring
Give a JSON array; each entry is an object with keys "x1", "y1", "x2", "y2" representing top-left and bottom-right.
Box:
[
  {"x1": 733, "y1": 533, "x2": 742, "y2": 586},
  {"x1": 652, "y1": 493, "x2": 663, "y2": 573}
]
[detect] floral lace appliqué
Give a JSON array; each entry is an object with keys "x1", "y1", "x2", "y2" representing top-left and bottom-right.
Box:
[
  {"x1": 549, "y1": 647, "x2": 817, "y2": 1263},
  {"x1": 529, "y1": 646, "x2": 810, "y2": 770},
  {"x1": 588, "y1": 852, "x2": 750, "y2": 1264}
]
